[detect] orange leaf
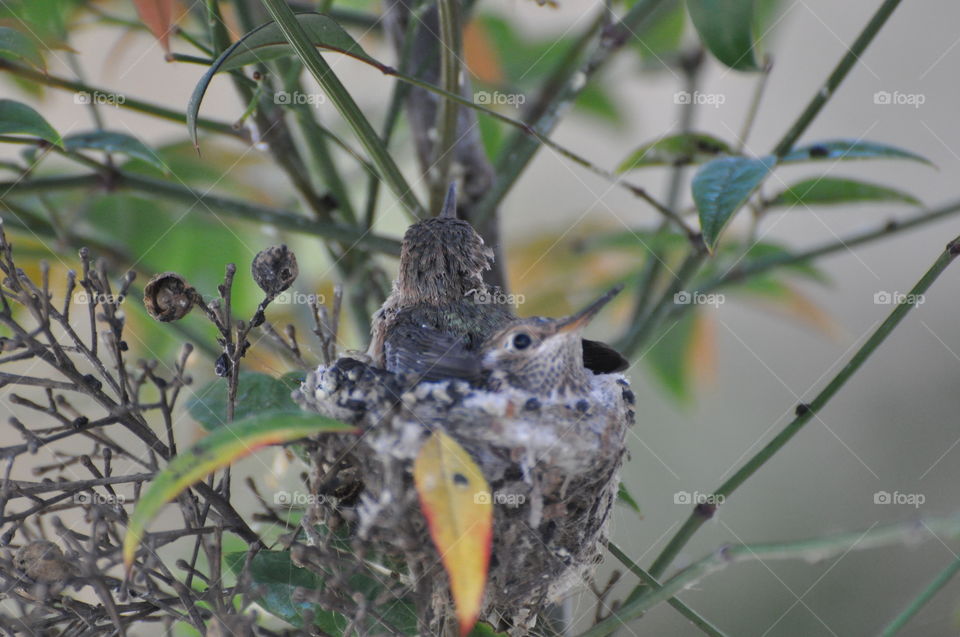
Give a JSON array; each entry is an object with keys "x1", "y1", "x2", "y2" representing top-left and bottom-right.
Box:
[
  {"x1": 414, "y1": 431, "x2": 492, "y2": 636},
  {"x1": 463, "y1": 19, "x2": 503, "y2": 85},
  {"x1": 687, "y1": 312, "x2": 718, "y2": 388},
  {"x1": 133, "y1": 0, "x2": 180, "y2": 59}
]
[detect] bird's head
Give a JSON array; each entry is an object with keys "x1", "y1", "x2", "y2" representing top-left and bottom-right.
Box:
[
  {"x1": 397, "y1": 184, "x2": 493, "y2": 304},
  {"x1": 482, "y1": 285, "x2": 623, "y2": 395}
]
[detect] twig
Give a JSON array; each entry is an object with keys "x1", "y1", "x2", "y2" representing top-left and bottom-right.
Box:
[
  {"x1": 582, "y1": 513, "x2": 960, "y2": 637},
  {"x1": 644, "y1": 235, "x2": 960, "y2": 585}
]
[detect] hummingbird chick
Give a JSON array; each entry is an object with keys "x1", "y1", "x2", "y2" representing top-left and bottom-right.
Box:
[
  {"x1": 368, "y1": 184, "x2": 512, "y2": 381},
  {"x1": 369, "y1": 183, "x2": 627, "y2": 383},
  {"x1": 482, "y1": 286, "x2": 626, "y2": 397}
]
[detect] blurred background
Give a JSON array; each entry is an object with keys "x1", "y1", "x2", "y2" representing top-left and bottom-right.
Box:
[{"x1": 2, "y1": 0, "x2": 960, "y2": 634}]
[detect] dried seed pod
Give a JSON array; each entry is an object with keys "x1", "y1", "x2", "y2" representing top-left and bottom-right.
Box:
[
  {"x1": 143, "y1": 272, "x2": 195, "y2": 322},
  {"x1": 14, "y1": 540, "x2": 76, "y2": 583},
  {"x1": 251, "y1": 244, "x2": 298, "y2": 296}
]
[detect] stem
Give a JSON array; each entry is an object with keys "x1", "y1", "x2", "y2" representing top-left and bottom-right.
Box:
[
  {"x1": 608, "y1": 543, "x2": 728, "y2": 637},
  {"x1": 736, "y1": 57, "x2": 772, "y2": 153},
  {"x1": 0, "y1": 60, "x2": 242, "y2": 139},
  {"x1": 879, "y1": 557, "x2": 960, "y2": 637},
  {"x1": 363, "y1": 8, "x2": 421, "y2": 229},
  {"x1": 627, "y1": 49, "x2": 704, "y2": 328},
  {"x1": 772, "y1": 0, "x2": 904, "y2": 157},
  {"x1": 472, "y1": 0, "x2": 671, "y2": 225},
  {"x1": 645, "y1": 236, "x2": 960, "y2": 583},
  {"x1": 690, "y1": 198, "x2": 960, "y2": 301},
  {"x1": 429, "y1": 0, "x2": 462, "y2": 214},
  {"x1": 581, "y1": 513, "x2": 960, "y2": 637},
  {"x1": 617, "y1": 244, "x2": 708, "y2": 355},
  {"x1": 260, "y1": 0, "x2": 426, "y2": 219},
  {"x1": 0, "y1": 172, "x2": 401, "y2": 254}
]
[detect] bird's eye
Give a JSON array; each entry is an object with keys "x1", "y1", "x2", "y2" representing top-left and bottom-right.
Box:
[{"x1": 512, "y1": 333, "x2": 532, "y2": 350}]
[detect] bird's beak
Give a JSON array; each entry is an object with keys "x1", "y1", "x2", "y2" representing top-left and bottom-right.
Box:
[
  {"x1": 439, "y1": 182, "x2": 458, "y2": 219},
  {"x1": 556, "y1": 284, "x2": 624, "y2": 333}
]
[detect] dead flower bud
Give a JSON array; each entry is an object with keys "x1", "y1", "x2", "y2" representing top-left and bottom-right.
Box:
[
  {"x1": 144, "y1": 272, "x2": 195, "y2": 322},
  {"x1": 251, "y1": 245, "x2": 298, "y2": 296},
  {"x1": 14, "y1": 540, "x2": 77, "y2": 583}
]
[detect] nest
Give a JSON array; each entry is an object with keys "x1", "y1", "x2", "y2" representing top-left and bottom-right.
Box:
[{"x1": 293, "y1": 357, "x2": 634, "y2": 634}]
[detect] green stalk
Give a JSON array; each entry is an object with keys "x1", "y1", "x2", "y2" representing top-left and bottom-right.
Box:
[
  {"x1": 617, "y1": 245, "x2": 708, "y2": 355},
  {"x1": 879, "y1": 557, "x2": 960, "y2": 637},
  {"x1": 772, "y1": 0, "x2": 904, "y2": 157},
  {"x1": 362, "y1": 7, "x2": 422, "y2": 228},
  {"x1": 0, "y1": 172, "x2": 401, "y2": 254},
  {"x1": 608, "y1": 543, "x2": 728, "y2": 637},
  {"x1": 581, "y1": 513, "x2": 960, "y2": 637},
  {"x1": 686, "y1": 197, "x2": 960, "y2": 303},
  {"x1": 260, "y1": 0, "x2": 425, "y2": 220},
  {"x1": 0, "y1": 60, "x2": 240, "y2": 138},
  {"x1": 644, "y1": 236, "x2": 960, "y2": 584},
  {"x1": 471, "y1": 0, "x2": 671, "y2": 224},
  {"x1": 429, "y1": 0, "x2": 462, "y2": 214}
]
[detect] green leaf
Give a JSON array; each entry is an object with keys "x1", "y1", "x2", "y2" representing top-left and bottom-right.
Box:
[
  {"x1": 225, "y1": 550, "x2": 345, "y2": 632},
  {"x1": 645, "y1": 310, "x2": 698, "y2": 402},
  {"x1": 632, "y1": 0, "x2": 686, "y2": 61},
  {"x1": 0, "y1": 99, "x2": 61, "y2": 147},
  {"x1": 64, "y1": 131, "x2": 166, "y2": 173},
  {"x1": 124, "y1": 412, "x2": 357, "y2": 568},
  {"x1": 575, "y1": 82, "x2": 622, "y2": 126},
  {"x1": 686, "y1": 0, "x2": 761, "y2": 71},
  {"x1": 467, "y1": 623, "x2": 510, "y2": 637},
  {"x1": 225, "y1": 550, "x2": 419, "y2": 633},
  {"x1": 618, "y1": 133, "x2": 733, "y2": 172},
  {"x1": 0, "y1": 26, "x2": 44, "y2": 69},
  {"x1": 780, "y1": 139, "x2": 932, "y2": 165},
  {"x1": 720, "y1": 240, "x2": 828, "y2": 284},
  {"x1": 617, "y1": 483, "x2": 643, "y2": 516},
  {"x1": 187, "y1": 372, "x2": 303, "y2": 431},
  {"x1": 574, "y1": 228, "x2": 690, "y2": 255},
  {"x1": 767, "y1": 177, "x2": 921, "y2": 208},
  {"x1": 219, "y1": 14, "x2": 378, "y2": 71},
  {"x1": 188, "y1": 13, "x2": 385, "y2": 146},
  {"x1": 692, "y1": 155, "x2": 776, "y2": 251}
]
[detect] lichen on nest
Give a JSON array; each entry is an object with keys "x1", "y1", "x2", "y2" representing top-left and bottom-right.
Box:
[{"x1": 293, "y1": 356, "x2": 633, "y2": 634}]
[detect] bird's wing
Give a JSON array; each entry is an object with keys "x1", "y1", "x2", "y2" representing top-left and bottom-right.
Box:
[
  {"x1": 582, "y1": 339, "x2": 629, "y2": 374},
  {"x1": 384, "y1": 323, "x2": 482, "y2": 382}
]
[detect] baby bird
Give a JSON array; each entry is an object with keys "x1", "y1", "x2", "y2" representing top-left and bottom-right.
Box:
[
  {"x1": 368, "y1": 184, "x2": 513, "y2": 381},
  {"x1": 482, "y1": 286, "x2": 626, "y2": 396}
]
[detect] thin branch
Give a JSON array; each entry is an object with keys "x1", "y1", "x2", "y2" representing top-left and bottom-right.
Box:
[
  {"x1": 582, "y1": 513, "x2": 960, "y2": 637},
  {"x1": 644, "y1": 235, "x2": 960, "y2": 585},
  {"x1": 772, "y1": 0, "x2": 904, "y2": 157}
]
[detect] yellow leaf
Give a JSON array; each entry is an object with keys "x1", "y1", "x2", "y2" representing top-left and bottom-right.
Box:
[
  {"x1": 414, "y1": 431, "x2": 492, "y2": 637},
  {"x1": 750, "y1": 284, "x2": 841, "y2": 340}
]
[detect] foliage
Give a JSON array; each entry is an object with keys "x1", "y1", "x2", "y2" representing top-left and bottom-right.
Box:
[{"x1": 0, "y1": 0, "x2": 958, "y2": 635}]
